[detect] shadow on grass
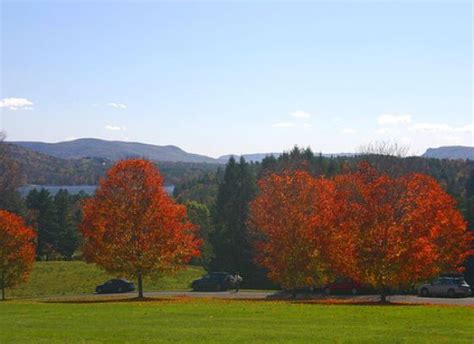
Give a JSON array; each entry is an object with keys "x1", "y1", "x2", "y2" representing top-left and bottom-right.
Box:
[
  {"x1": 38, "y1": 297, "x2": 434, "y2": 307},
  {"x1": 289, "y1": 299, "x2": 421, "y2": 307},
  {"x1": 42, "y1": 296, "x2": 175, "y2": 304},
  {"x1": 265, "y1": 292, "x2": 422, "y2": 306},
  {"x1": 40, "y1": 292, "x2": 427, "y2": 307}
]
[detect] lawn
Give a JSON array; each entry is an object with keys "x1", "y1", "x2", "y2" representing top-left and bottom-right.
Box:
[
  {"x1": 7, "y1": 261, "x2": 206, "y2": 299},
  {"x1": 0, "y1": 299, "x2": 473, "y2": 343}
]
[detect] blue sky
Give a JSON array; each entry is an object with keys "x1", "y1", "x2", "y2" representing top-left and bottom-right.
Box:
[{"x1": 1, "y1": 1, "x2": 472, "y2": 157}]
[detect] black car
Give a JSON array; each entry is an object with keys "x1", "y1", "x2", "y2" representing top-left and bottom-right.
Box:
[
  {"x1": 96, "y1": 279, "x2": 135, "y2": 294},
  {"x1": 191, "y1": 272, "x2": 235, "y2": 291}
]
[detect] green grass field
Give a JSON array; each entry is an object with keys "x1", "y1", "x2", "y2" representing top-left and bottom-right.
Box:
[
  {"x1": 7, "y1": 261, "x2": 205, "y2": 299},
  {"x1": 0, "y1": 299, "x2": 473, "y2": 343}
]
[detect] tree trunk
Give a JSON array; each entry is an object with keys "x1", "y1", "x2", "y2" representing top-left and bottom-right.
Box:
[
  {"x1": 1, "y1": 286, "x2": 5, "y2": 301},
  {"x1": 380, "y1": 289, "x2": 389, "y2": 303},
  {"x1": 137, "y1": 272, "x2": 144, "y2": 299}
]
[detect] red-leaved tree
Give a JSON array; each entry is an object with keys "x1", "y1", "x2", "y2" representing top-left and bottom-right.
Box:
[
  {"x1": 80, "y1": 159, "x2": 201, "y2": 299},
  {"x1": 334, "y1": 163, "x2": 473, "y2": 302},
  {"x1": 250, "y1": 163, "x2": 473, "y2": 302},
  {"x1": 249, "y1": 171, "x2": 354, "y2": 291},
  {"x1": 0, "y1": 210, "x2": 36, "y2": 301}
]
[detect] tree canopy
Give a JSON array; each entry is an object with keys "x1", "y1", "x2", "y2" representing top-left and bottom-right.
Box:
[
  {"x1": 250, "y1": 163, "x2": 473, "y2": 301},
  {"x1": 0, "y1": 210, "x2": 36, "y2": 300},
  {"x1": 80, "y1": 159, "x2": 201, "y2": 298}
]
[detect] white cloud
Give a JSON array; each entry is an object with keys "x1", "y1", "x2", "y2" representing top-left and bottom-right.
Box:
[
  {"x1": 378, "y1": 114, "x2": 412, "y2": 125},
  {"x1": 303, "y1": 123, "x2": 313, "y2": 128},
  {"x1": 0, "y1": 97, "x2": 34, "y2": 110},
  {"x1": 442, "y1": 135, "x2": 464, "y2": 144},
  {"x1": 272, "y1": 121, "x2": 296, "y2": 128},
  {"x1": 409, "y1": 122, "x2": 473, "y2": 134},
  {"x1": 290, "y1": 110, "x2": 311, "y2": 119},
  {"x1": 342, "y1": 128, "x2": 357, "y2": 134},
  {"x1": 375, "y1": 128, "x2": 390, "y2": 134},
  {"x1": 106, "y1": 102, "x2": 127, "y2": 109},
  {"x1": 455, "y1": 124, "x2": 474, "y2": 133},
  {"x1": 409, "y1": 123, "x2": 451, "y2": 133},
  {"x1": 105, "y1": 125, "x2": 125, "y2": 131}
]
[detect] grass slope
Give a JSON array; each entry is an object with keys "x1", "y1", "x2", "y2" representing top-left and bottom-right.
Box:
[
  {"x1": 8, "y1": 261, "x2": 205, "y2": 299},
  {"x1": 0, "y1": 299, "x2": 473, "y2": 343}
]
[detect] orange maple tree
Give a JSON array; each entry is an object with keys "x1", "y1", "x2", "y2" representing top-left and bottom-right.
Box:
[
  {"x1": 250, "y1": 163, "x2": 473, "y2": 302},
  {"x1": 0, "y1": 210, "x2": 36, "y2": 301},
  {"x1": 80, "y1": 159, "x2": 201, "y2": 298},
  {"x1": 249, "y1": 170, "x2": 353, "y2": 291},
  {"x1": 334, "y1": 163, "x2": 473, "y2": 302}
]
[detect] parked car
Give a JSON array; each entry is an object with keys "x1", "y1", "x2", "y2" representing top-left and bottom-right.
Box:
[
  {"x1": 324, "y1": 278, "x2": 368, "y2": 295},
  {"x1": 191, "y1": 272, "x2": 235, "y2": 291},
  {"x1": 417, "y1": 277, "x2": 471, "y2": 298},
  {"x1": 96, "y1": 279, "x2": 135, "y2": 294}
]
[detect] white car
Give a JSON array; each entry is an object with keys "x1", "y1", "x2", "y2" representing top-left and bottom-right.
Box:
[{"x1": 417, "y1": 277, "x2": 471, "y2": 298}]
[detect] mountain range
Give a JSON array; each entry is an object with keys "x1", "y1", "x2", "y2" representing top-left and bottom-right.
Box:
[
  {"x1": 13, "y1": 138, "x2": 218, "y2": 164},
  {"x1": 421, "y1": 146, "x2": 474, "y2": 160},
  {"x1": 10, "y1": 138, "x2": 474, "y2": 163}
]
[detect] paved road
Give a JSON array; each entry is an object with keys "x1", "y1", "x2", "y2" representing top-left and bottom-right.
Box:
[{"x1": 71, "y1": 290, "x2": 474, "y2": 306}]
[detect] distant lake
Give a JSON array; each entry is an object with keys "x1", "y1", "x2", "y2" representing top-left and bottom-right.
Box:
[{"x1": 18, "y1": 185, "x2": 175, "y2": 197}]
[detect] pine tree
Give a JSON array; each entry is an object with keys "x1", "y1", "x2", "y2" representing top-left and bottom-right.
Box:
[
  {"x1": 466, "y1": 169, "x2": 474, "y2": 199},
  {"x1": 210, "y1": 157, "x2": 259, "y2": 285},
  {"x1": 54, "y1": 189, "x2": 79, "y2": 259},
  {"x1": 26, "y1": 189, "x2": 60, "y2": 259}
]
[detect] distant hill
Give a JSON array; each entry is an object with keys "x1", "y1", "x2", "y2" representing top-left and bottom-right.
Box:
[
  {"x1": 6, "y1": 143, "x2": 111, "y2": 185},
  {"x1": 422, "y1": 146, "x2": 474, "y2": 160},
  {"x1": 6, "y1": 143, "x2": 220, "y2": 186},
  {"x1": 12, "y1": 138, "x2": 219, "y2": 164}
]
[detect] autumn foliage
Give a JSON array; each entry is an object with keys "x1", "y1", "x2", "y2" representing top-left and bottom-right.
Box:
[
  {"x1": 0, "y1": 210, "x2": 36, "y2": 300},
  {"x1": 250, "y1": 171, "x2": 351, "y2": 290},
  {"x1": 250, "y1": 163, "x2": 473, "y2": 300},
  {"x1": 80, "y1": 159, "x2": 200, "y2": 298}
]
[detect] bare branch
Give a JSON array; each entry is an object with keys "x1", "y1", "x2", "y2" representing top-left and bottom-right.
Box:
[{"x1": 358, "y1": 141, "x2": 410, "y2": 158}]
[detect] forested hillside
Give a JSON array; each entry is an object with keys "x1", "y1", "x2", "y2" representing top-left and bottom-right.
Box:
[
  {"x1": 12, "y1": 138, "x2": 218, "y2": 163},
  {"x1": 7, "y1": 144, "x2": 111, "y2": 185},
  {"x1": 7, "y1": 143, "x2": 221, "y2": 186}
]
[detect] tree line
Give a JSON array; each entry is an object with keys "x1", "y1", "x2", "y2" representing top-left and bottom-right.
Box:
[
  {"x1": 1, "y1": 137, "x2": 473, "y2": 300},
  {"x1": 175, "y1": 147, "x2": 474, "y2": 287}
]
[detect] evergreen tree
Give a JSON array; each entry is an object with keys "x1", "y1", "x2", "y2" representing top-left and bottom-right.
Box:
[
  {"x1": 463, "y1": 169, "x2": 474, "y2": 285},
  {"x1": 54, "y1": 189, "x2": 79, "y2": 259},
  {"x1": 466, "y1": 169, "x2": 474, "y2": 199},
  {"x1": 210, "y1": 157, "x2": 259, "y2": 285},
  {"x1": 26, "y1": 189, "x2": 59, "y2": 259}
]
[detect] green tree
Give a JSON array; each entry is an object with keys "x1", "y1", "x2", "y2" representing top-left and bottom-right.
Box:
[
  {"x1": 210, "y1": 157, "x2": 260, "y2": 285},
  {"x1": 26, "y1": 189, "x2": 59, "y2": 259},
  {"x1": 462, "y1": 169, "x2": 474, "y2": 285},
  {"x1": 466, "y1": 169, "x2": 474, "y2": 199},
  {"x1": 185, "y1": 201, "x2": 214, "y2": 268},
  {"x1": 54, "y1": 189, "x2": 80, "y2": 259}
]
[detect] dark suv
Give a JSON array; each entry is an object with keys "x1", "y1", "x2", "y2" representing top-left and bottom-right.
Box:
[
  {"x1": 191, "y1": 272, "x2": 235, "y2": 291},
  {"x1": 96, "y1": 279, "x2": 135, "y2": 294}
]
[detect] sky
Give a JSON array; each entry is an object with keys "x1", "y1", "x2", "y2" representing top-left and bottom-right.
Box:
[{"x1": 1, "y1": 0, "x2": 472, "y2": 157}]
